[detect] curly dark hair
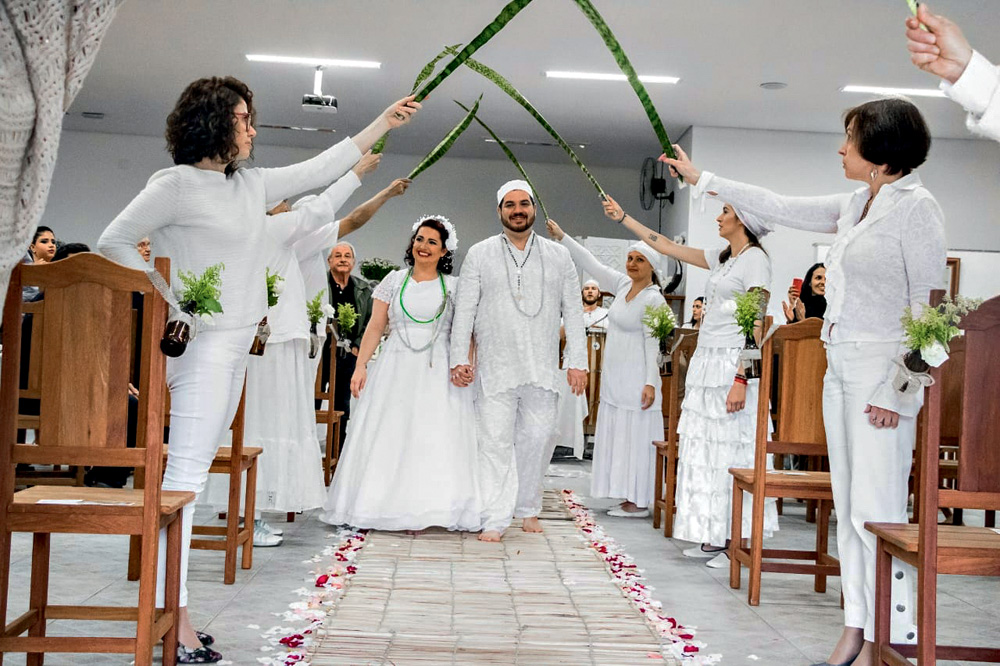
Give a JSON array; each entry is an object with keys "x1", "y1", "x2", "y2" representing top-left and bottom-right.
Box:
[
  {"x1": 165, "y1": 77, "x2": 255, "y2": 175},
  {"x1": 843, "y1": 98, "x2": 930, "y2": 176},
  {"x1": 404, "y1": 218, "x2": 454, "y2": 275}
]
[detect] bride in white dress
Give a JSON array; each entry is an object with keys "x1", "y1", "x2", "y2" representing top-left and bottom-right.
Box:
[{"x1": 320, "y1": 216, "x2": 480, "y2": 531}]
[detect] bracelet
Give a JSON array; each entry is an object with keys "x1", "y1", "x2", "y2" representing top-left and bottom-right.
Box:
[
  {"x1": 733, "y1": 376, "x2": 747, "y2": 386},
  {"x1": 616, "y1": 210, "x2": 627, "y2": 224}
]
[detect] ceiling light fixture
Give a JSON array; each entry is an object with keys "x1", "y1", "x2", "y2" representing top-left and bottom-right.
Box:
[
  {"x1": 258, "y1": 123, "x2": 337, "y2": 134},
  {"x1": 545, "y1": 71, "x2": 679, "y2": 84},
  {"x1": 840, "y1": 84, "x2": 945, "y2": 98},
  {"x1": 759, "y1": 81, "x2": 787, "y2": 90},
  {"x1": 484, "y1": 137, "x2": 587, "y2": 149},
  {"x1": 246, "y1": 54, "x2": 381, "y2": 69}
]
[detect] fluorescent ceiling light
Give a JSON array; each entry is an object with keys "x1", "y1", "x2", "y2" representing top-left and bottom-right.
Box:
[
  {"x1": 546, "y1": 70, "x2": 679, "y2": 84},
  {"x1": 246, "y1": 54, "x2": 381, "y2": 69},
  {"x1": 840, "y1": 85, "x2": 945, "y2": 98},
  {"x1": 485, "y1": 137, "x2": 587, "y2": 149}
]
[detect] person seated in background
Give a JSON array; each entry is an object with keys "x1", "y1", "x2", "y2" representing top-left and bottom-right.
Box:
[
  {"x1": 136, "y1": 237, "x2": 152, "y2": 262},
  {"x1": 51, "y1": 242, "x2": 90, "y2": 262},
  {"x1": 22, "y1": 226, "x2": 57, "y2": 302},
  {"x1": 782, "y1": 262, "x2": 826, "y2": 323},
  {"x1": 687, "y1": 296, "x2": 704, "y2": 329}
]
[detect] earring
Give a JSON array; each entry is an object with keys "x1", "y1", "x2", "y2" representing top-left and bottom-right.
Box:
[{"x1": 870, "y1": 167, "x2": 879, "y2": 182}]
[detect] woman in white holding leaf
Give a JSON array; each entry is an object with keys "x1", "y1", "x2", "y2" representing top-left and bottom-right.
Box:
[
  {"x1": 546, "y1": 220, "x2": 665, "y2": 517},
  {"x1": 321, "y1": 216, "x2": 479, "y2": 531},
  {"x1": 602, "y1": 193, "x2": 778, "y2": 570}
]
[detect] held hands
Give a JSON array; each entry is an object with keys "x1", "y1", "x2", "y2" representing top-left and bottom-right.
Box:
[
  {"x1": 350, "y1": 367, "x2": 367, "y2": 398},
  {"x1": 451, "y1": 364, "x2": 475, "y2": 388},
  {"x1": 726, "y1": 381, "x2": 747, "y2": 413},
  {"x1": 657, "y1": 144, "x2": 701, "y2": 185},
  {"x1": 352, "y1": 151, "x2": 381, "y2": 178},
  {"x1": 864, "y1": 404, "x2": 900, "y2": 430},
  {"x1": 640, "y1": 385, "x2": 655, "y2": 410},
  {"x1": 567, "y1": 368, "x2": 588, "y2": 396},
  {"x1": 601, "y1": 195, "x2": 625, "y2": 223},
  {"x1": 384, "y1": 95, "x2": 422, "y2": 128},
  {"x1": 385, "y1": 178, "x2": 412, "y2": 198},
  {"x1": 905, "y1": 4, "x2": 973, "y2": 84},
  {"x1": 545, "y1": 219, "x2": 565, "y2": 241}
]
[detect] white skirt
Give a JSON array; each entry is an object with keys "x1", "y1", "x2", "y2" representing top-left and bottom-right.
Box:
[
  {"x1": 673, "y1": 345, "x2": 778, "y2": 546},
  {"x1": 320, "y1": 340, "x2": 480, "y2": 531},
  {"x1": 201, "y1": 338, "x2": 326, "y2": 513},
  {"x1": 590, "y1": 402, "x2": 662, "y2": 507}
]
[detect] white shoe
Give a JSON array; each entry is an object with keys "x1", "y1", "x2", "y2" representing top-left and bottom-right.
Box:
[
  {"x1": 706, "y1": 552, "x2": 730, "y2": 568},
  {"x1": 253, "y1": 520, "x2": 283, "y2": 547},
  {"x1": 682, "y1": 545, "x2": 725, "y2": 559},
  {"x1": 607, "y1": 508, "x2": 650, "y2": 518},
  {"x1": 255, "y1": 519, "x2": 283, "y2": 537}
]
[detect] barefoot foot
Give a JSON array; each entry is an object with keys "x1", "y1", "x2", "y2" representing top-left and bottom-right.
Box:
[
  {"x1": 478, "y1": 530, "x2": 502, "y2": 542},
  {"x1": 521, "y1": 517, "x2": 543, "y2": 533}
]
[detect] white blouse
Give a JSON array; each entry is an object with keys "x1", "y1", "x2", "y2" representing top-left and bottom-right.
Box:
[
  {"x1": 941, "y1": 50, "x2": 1000, "y2": 143},
  {"x1": 698, "y1": 245, "x2": 772, "y2": 349},
  {"x1": 97, "y1": 138, "x2": 362, "y2": 330}
]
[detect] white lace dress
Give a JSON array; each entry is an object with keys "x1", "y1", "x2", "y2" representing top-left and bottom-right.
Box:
[
  {"x1": 673, "y1": 247, "x2": 779, "y2": 546},
  {"x1": 320, "y1": 269, "x2": 480, "y2": 531}
]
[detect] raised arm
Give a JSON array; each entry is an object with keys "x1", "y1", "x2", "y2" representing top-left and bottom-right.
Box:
[
  {"x1": 338, "y1": 178, "x2": 411, "y2": 237},
  {"x1": 270, "y1": 169, "x2": 363, "y2": 249},
  {"x1": 545, "y1": 219, "x2": 629, "y2": 293},
  {"x1": 98, "y1": 170, "x2": 179, "y2": 272},
  {"x1": 600, "y1": 195, "x2": 709, "y2": 269}
]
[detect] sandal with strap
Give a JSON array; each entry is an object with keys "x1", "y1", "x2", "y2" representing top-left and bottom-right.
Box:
[
  {"x1": 177, "y1": 643, "x2": 223, "y2": 664},
  {"x1": 196, "y1": 631, "x2": 214, "y2": 646}
]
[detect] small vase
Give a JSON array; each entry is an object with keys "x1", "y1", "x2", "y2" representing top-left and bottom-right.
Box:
[
  {"x1": 249, "y1": 316, "x2": 271, "y2": 356},
  {"x1": 740, "y1": 333, "x2": 762, "y2": 380},
  {"x1": 308, "y1": 322, "x2": 320, "y2": 359},
  {"x1": 658, "y1": 338, "x2": 671, "y2": 376},
  {"x1": 160, "y1": 319, "x2": 191, "y2": 358},
  {"x1": 893, "y1": 350, "x2": 931, "y2": 395},
  {"x1": 903, "y1": 349, "x2": 930, "y2": 374}
]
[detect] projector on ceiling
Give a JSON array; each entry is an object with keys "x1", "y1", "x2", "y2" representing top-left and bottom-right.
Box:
[{"x1": 302, "y1": 94, "x2": 338, "y2": 113}]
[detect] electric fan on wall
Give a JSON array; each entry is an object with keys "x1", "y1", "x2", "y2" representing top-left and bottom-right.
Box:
[{"x1": 638, "y1": 157, "x2": 682, "y2": 293}]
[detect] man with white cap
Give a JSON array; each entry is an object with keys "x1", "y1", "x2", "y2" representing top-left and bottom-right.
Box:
[{"x1": 450, "y1": 180, "x2": 588, "y2": 541}]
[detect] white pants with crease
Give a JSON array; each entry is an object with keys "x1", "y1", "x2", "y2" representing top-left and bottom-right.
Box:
[
  {"x1": 476, "y1": 385, "x2": 558, "y2": 534},
  {"x1": 156, "y1": 326, "x2": 255, "y2": 607},
  {"x1": 824, "y1": 341, "x2": 917, "y2": 643}
]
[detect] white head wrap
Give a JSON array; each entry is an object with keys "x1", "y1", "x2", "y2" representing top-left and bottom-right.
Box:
[
  {"x1": 627, "y1": 242, "x2": 664, "y2": 281},
  {"x1": 728, "y1": 204, "x2": 773, "y2": 239},
  {"x1": 496, "y1": 179, "x2": 536, "y2": 207},
  {"x1": 582, "y1": 279, "x2": 600, "y2": 289},
  {"x1": 412, "y1": 215, "x2": 459, "y2": 252}
]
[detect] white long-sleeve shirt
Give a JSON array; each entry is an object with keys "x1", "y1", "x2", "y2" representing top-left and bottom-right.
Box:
[
  {"x1": 97, "y1": 137, "x2": 362, "y2": 330},
  {"x1": 294, "y1": 220, "x2": 342, "y2": 310},
  {"x1": 694, "y1": 171, "x2": 947, "y2": 415},
  {"x1": 560, "y1": 235, "x2": 664, "y2": 409},
  {"x1": 450, "y1": 232, "x2": 587, "y2": 397},
  {"x1": 941, "y1": 50, "x2": 1000, "y2": 143}
]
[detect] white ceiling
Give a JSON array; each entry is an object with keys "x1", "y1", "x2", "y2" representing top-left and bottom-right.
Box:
[{"x1": 65, "y1": 0, "x2": 999, "y2": 169}]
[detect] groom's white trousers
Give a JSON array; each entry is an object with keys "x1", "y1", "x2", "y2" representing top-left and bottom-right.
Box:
[{"x1": 477, "y1": 385, "x2": 559, "y2": 533}]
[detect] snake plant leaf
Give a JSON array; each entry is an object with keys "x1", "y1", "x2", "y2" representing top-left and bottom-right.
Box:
[
  {"x1": 413, "y1": 0, "x2": 534, "y2": 102},
  {"x1": 455, "y1": 100, "x2": 549, "y2": 221},
  {"x1": 408, "y1": 95, "x2": 482, "y2": 180},
  {"x1": 444, "y1": 47, "x2": 606, "y2": 198},
  {"x1": 569, "y1": 0, "x2": 678, "y2": 166},
  {"x1": 372, "y1": 44, "x2": 465, "y2": 154}
]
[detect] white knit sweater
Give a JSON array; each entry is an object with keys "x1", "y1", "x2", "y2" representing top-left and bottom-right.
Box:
[{"x1": 97, "y1": 138, "x2": 362, "y2": 330}]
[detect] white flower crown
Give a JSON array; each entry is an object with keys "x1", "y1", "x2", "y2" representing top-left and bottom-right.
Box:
[{"x1": 412, "y1": 215, "x2": 458, "y2": 253}]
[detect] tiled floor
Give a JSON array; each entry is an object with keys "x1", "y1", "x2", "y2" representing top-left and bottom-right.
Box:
[{"x1": 3, "y1": 459, "x2": 998, "y2": 665}]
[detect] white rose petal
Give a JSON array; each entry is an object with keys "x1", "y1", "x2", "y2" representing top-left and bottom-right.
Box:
[
  {"x1": 920, "y1": 340, "x2": 949, "y2": 367},
  {"x1": 720, "y1": 300, "x2": 737, "y2": 315},
  {"x1": 321, "y1": 303, "x2": 336, "y2": 317}
]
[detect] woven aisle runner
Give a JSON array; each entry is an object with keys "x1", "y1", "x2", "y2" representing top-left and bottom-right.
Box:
[{"x1": 306, "y1": 490, "x2": 681, "y2": 665}]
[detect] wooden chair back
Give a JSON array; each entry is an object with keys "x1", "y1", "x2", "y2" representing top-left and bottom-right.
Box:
[
  {"x1": 666, "y1": 328, "x2": 698, "y2": 448},
  {"x1": 1, "y1": 254, "x2": 168, "y2": 505}
]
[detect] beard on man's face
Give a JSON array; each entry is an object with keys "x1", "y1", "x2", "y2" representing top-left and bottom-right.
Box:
[
  {"x1": 582, "y1": 293, "x2": 600, "y2": 305},
  {"x1": 500, "y1": 206, "x2": 535, "y2": 232}
]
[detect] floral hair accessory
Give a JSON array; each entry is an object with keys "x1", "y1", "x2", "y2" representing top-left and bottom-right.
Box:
[{"x1": 412, "y1": 214, "x2": 458, "y2": 253}]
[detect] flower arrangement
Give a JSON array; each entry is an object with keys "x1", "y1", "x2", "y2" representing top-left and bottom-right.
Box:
[
  {"x1": 733, "y1": 288, "x2": 766, "y2": 337},
  {"x1": 360, "y1": 258, "x2": 399, "y2": 282},
  {"x1": 176, "y1": 262, "x2": 224, "y2": 324},
  {"x1": 642, "y1": 304, "x2": 677, "y2": 342},
  {"x1": 306, "y1": 289, "x2": 337, "y2": 326},
  {"x1": 901, "y1": 295, "x2": 981, "y2": 369},
  {"x1": 336, "y1": 303, "x2": 358, "y2": 333},
  {"x1": 266, "y1": 268, "x2": 284, "y2": 308}
]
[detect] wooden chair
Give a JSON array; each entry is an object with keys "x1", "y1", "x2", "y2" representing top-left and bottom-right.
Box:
[
  {"x1": 728, "y1": 318, "x2": 840, "y2": 605},
  {"x1": 316, "y1": 340, "x2": 343, "y2": 486},
  {"x1": 0, "y1": 254, "x2": 189, "y2": 666},
  {"x1": 867, "y1": 294, "x2": 1000, "y2": 665},
  {"x1": 652, "y1": 328, "x2": 698, "y2": 536},
  {"x1": 129, "y1": 258, "x2": 261, "y2": 585}
]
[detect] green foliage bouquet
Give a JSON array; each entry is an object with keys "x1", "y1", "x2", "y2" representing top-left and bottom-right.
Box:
[
  {"x1": 176, "y1": 262, "x2": 224, "y2": 324},
  {"x1": 901, "y1": 295, "x2": 981, "y2": 369},
  {"x1": 336, "y1": 303, "x2": 358, "y2": 332},
  {"x1": 733, "y1": 288, "x2": 766, "y2": 337},
  {"x1": 642, "y1": 304, "x2": 677, "y2": 342},
  {"x1": 360, "y1": 258, "x2": 399, "y2": 283},
  {"x1": 265, "y1": 268, "x2": 284, "y2": 308}
]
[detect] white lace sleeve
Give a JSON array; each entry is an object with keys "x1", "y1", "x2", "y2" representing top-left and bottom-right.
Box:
[
  {"x1": 700, "y1": 172, "x2": 847, "y2": 234},
  {"x1": 942, "y1": 50, "x2": 1000, "y2": 143},
  {"x1": 372, "y1": 270, "x2": 402, "y2": 303}
]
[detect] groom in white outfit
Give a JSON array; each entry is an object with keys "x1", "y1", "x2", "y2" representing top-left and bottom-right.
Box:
[{"x1": 451, "y1": 180, "x2": 588, "y2": 541}]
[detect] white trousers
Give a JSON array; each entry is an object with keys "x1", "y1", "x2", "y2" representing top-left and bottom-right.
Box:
[
  {"x1": 824, "y1": 341, "x2": 917, "y2": 643},
  {"x1": 156, "y1": 326, "x2": 255, "y2": 607},
  {"x1": 476, "y1": 385, "x2": 559, "y2": 533}
]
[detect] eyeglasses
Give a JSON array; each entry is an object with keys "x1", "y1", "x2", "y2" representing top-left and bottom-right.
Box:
[{"x1": 234, "y1": 111, "x2": 252, "y2": 131}]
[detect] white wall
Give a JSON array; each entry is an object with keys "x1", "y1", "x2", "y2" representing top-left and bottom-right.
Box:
[
  {"x1": 41, "y1": 130, "x2": 659, "y2": 270},
  {"x1": 681, "y1": 126, "x2": 1000, "y2": 321}
]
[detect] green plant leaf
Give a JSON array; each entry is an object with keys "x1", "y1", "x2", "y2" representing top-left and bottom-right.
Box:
[
  {"x1": 454, "y1": 100, "x2": 548, "y2": 221},
  {"x1": 203, "y1": 297, "x2": 223, "y2": 314},
  {"x1": 444, "y1": 46, "x2": 606, "y2": 197},
  {"x1": 408, "y1": 95, "x2": 482, "y2": 180},
  {"x1": 569, "y1": 0, "x2": 678, "y2": 168},
  {"x1": 413, "y1": 0, "x2": 534, "y2": 102}
]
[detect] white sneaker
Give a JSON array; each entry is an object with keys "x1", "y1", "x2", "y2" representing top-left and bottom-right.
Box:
[
  {"x1": 607, "y1": 508, "x2": 650, "y2": 518},
  {"x1": 255, "y1": 519, "x2": 283, "y2": 537},
  {"x1": 706, "y1": 552, "x2": 730, "y2": 569},
  {"x1": 682, "y1": 545, "x2": 725, "y2": 559},
  {"x1": 253, "y1": 520, "x2": 283, "y2": 547}
]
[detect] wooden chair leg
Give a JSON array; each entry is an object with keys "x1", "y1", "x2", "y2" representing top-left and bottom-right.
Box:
[
  {"x1": 987, "y1": 510, "x2": 997, "y2": 529},
  {"x1": 242, "y1": 459, "x2": 257, "y2": 571},
  {"x1": 748, "y1": 490, "x2": 764, "y2": 606},
  {"x1": 162, "y1": 514, "x2": 182, "y2": 666},
  {"x1": 127, "y1": 535, "x2": 142, "y2": 581},
  {"x1": 773, "y1": 455, "x2": 784, "y2": 516},
  {"x1": 874, "y1": 537, "x2": 892, "y2": 666},
  {"x1": 664, "y1": 442, "x2": 677, "y2": 538},
  {"x1": 916, "y1": 556, "x2": 936, "y2": 664},
  {"x1": 652, "y1": 448, "x2": 664, "y2": 530},
  {"x1": 951, "y1": 507, "x2": 964, "y2": 526},
  {"x1": 814, "y1": 499, "x2": 829, "y2": 593},
  {"x1": 729, "y1": 482, "x2": 743, "y2": 590},
  {"x1": 332, "y1": 418, "x2": 342, "y2": 475},
  {"x1": 26, "y1": 533, "x2": 50, "y2": 666},
  {"x1": 135, "y1": 524, "x2": 159, "y2": 666},
  {"x1": 0, "y1": 526, "x2": 11, "y2": 666},
  {"x1": 223, "y1": 465, "x2": 240, "y2": 585},
  {"x1": 324, "y1": 424, "x2": 334, "y2": 487}
]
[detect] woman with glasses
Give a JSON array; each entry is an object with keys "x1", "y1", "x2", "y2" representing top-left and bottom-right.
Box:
[{"x1": 98, "y1": 75, "x2": 420, "y2": 664}]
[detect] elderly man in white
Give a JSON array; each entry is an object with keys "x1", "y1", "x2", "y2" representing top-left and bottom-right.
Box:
[{"x1": 451, "y1": 180, "x2": 588, "y2": 541}]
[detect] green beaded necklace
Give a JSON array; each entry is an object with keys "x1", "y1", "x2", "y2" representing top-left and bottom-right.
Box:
[{"x1": 399, "y1": 269, "x2": 447, "y2": 324}]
